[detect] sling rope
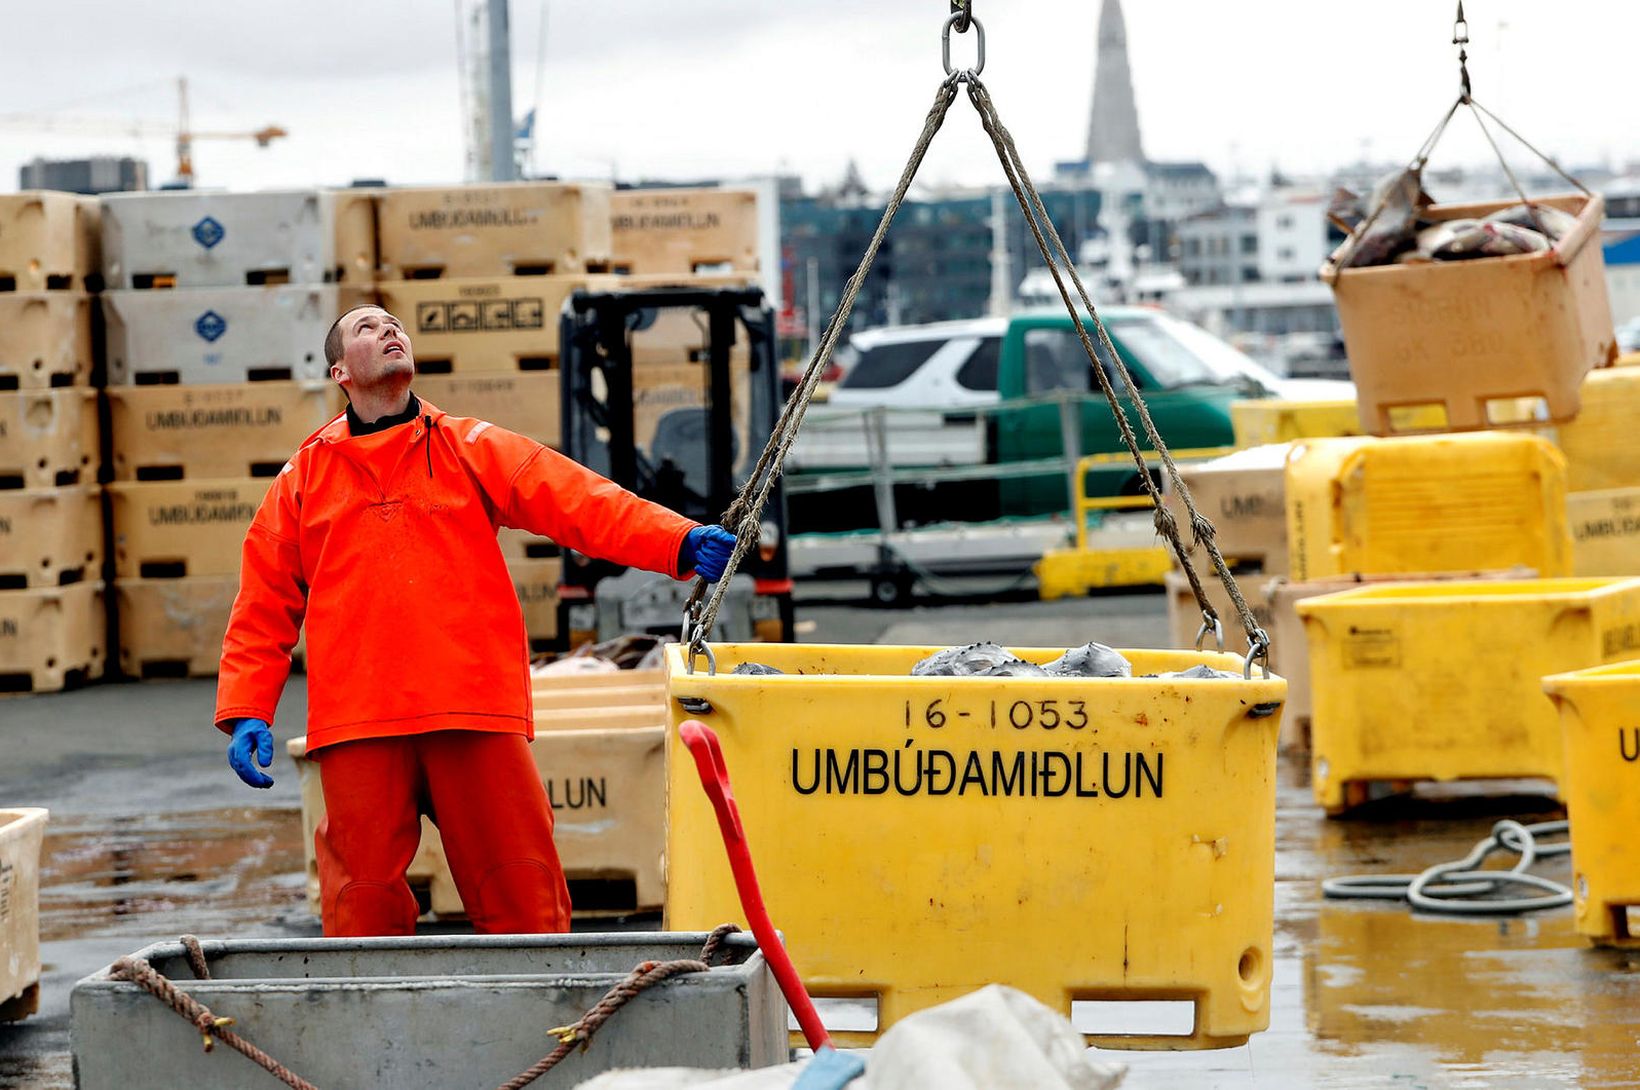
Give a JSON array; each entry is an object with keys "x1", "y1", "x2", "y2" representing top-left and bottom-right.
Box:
[
  {"x1": 684, "y1": 11, "x2": 1267, "y2": 672},
  {"x1": 110, "y1": 952, "x2": 321, "y2": 1090},
  {"x1": 498, "y1": 924, "x2": 743, "y2": 1090}
]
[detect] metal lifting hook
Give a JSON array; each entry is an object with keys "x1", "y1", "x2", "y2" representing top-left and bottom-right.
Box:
[
  {"x1": 941, "y1": 11, "x2": 985, "y2": 81},
  {"x1": 1452, "y1": 1, "x2": 1472, "y2": 101}
]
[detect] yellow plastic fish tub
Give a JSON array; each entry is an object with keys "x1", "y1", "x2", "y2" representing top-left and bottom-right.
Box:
[
  {"x1": 1229, "y1": 399, "x2": 1452, "y2": 447},
  {"x1": 1542, "y1": 660, "x2": 1640, "y2": 947},
  {"x1": 1554, "y1": 367, "x2": 1640, "y2": 492},
  {"x1": 1297, "y1": 578, "x2": 1640, "y2": 815},
  {"x1": 1322, "y1": 192, "x2": 1615, "y2": 434},
  {"x1": 665, "y1": 643, "x2": 1286, "y2": 1050},
  {"x1": 1285, "y1": 433, "x2": 1572, "y2": 582}
]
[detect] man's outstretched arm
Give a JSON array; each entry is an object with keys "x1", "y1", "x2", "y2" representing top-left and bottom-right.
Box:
[{"x1": 460, "y1": 420, "x2": 702, "y2": 577}]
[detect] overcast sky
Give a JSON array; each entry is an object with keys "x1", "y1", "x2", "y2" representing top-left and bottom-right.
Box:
[{"x1": 3, "y1": 1, "x2": 1637, "y2": 195}]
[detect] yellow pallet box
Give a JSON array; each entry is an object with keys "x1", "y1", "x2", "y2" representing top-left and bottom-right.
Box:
[
  {"x1": 0, "y1": 582, "x2": 104, "y2": 693},
  {"x1": 1323, "y1": 192, "x2": 1615, "y2": 433},
  {"x1": 0, "y1": 808, "x2": 48, "y2": 1022},
  {"x1": 375, "y1": 182, "x2": 613, "y2": 280},
  {"x1": 0, "y1": 389, "x2": 97, "y2": 489},
  {"x1": 287, "y1": 668, "x2": 668, "y2": 919},
  {"x1": 610, "y1": 187, "x2": 759, "y2": 276},
  {"x1": 1285, "y1": 433, "x2": 1572, "y2": 582},
  {"x1": 1230, "y1": 399, "x2": 1363, "y2": 448},
  {"x1": 1542, "y1": 660, "x2": 1640, "y2": 947},
  {"x1": 665, "y1": 642, "x2": 1286, "y2": 1050},
  {"x1": 106, "y1": 382, "x2": 341, "y2": 481},
  {"x1": 1297, "y1": 577, "x2": 1640, "y2": 814},
  {"x1": 1266, "y1": 568, "x2": 1535, "y2": 754},
  {"x1": 0, "y1": 293, "x2": 94, "y2": 389},
  {"x1": 0, "y1": 192, "x2": 99, "y2": 291},
  {"x1": 0, "y1": 487, "x2": 101, "y2": 587},
  {"x1": 1554, "y1": 367, "x2": 1640, "y2": 492},
  {"x1": 1229, "y1": 399, "x2": 1457, "y2": 447},
  {"x1": 415, "y1": 372, "x2": 560, "y2": 448},
  {"x1": 107, "y1": 479, "x2": 269, "y2": 580},
  {"x1": 1567, "y1": 488, "x2": 1640, "y2": 577}
]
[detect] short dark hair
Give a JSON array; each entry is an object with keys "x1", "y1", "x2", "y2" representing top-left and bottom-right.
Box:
[{"x1": 324, "y1": 303, "x2": 387, "y2": 367}]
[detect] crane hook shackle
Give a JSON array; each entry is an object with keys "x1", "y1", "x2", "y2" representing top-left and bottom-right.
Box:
[{"x1": 941, "y1": 12, "x2": 985, "y2": 81}]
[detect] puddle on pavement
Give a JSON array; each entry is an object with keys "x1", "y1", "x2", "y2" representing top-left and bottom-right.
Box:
[
  {"x1": 36, "y1": 807, "x2": 307, "y2": 943},
  {"x1": 11, "y1": 766, "x2": 1640, "y2": 1089}
]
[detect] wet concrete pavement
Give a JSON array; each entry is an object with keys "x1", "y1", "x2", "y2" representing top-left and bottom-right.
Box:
[{"x1": 3, "y1": 587, "x2": 1638, "y2": 1088}]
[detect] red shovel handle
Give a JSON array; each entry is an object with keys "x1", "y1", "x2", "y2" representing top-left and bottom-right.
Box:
[{"x1": 679, "y1": 719, "x2": 834, "y2": 1052}]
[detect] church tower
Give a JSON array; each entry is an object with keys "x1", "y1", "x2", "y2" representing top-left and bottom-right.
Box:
[{"x1": 1086, "y1": 0, "x2": 1145, "y2": 167}]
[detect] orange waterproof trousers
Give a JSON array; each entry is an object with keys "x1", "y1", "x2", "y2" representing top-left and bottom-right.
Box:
[{"x1": 313, "y1": 730, "x2": 572, "y2": 937}]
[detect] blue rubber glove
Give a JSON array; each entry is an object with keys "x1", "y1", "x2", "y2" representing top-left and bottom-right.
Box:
[
  {"x1": 680, "y1": 525, "x2": 737, "y2": 582},
  {"x1": 227, "y1": 718, "x2": 275, "y2": 789}
]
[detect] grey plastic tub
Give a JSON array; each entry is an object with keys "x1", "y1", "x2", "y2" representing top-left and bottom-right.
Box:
[{"x1": 72, "y1": 931, "x2": 787, "y2": 1089}]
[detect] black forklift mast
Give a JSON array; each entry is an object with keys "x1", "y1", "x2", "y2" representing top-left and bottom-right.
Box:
[{"x1": 557, "y1": 285, "x2": 790, "y2": 595}]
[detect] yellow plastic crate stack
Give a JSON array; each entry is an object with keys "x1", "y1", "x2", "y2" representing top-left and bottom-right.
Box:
[
  {"x1": 98, "y1": 190, "x2": 372, "y2": 677},
  {"x1": 1273, "y1": 431, "x2": 1572, "y2": 762},
  {"x1": 0, "y1": 192, "x2": 106, "y2": 694}
]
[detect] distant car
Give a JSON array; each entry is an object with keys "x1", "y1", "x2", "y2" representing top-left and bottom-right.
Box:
[
  {"x1": 802, "y1": 308, "x2": 1335, "y2": 514},
  {"x1": 827, "y1": 308, "x2": 1352, "y2": 409}
]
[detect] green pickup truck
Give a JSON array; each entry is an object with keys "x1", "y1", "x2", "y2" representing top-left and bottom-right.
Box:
[{"x1": 793, "y1": 307, "x2": 1316, "y2": 522}]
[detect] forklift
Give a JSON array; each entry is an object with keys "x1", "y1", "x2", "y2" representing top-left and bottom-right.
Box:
[{"x1": 555, "y1": 284, "x2": 794, "y2": 648}]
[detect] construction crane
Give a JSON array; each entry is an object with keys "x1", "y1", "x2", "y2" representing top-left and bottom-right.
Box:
[{"x1": 0, "y1": 77, "x2": 287, "y2": 188}]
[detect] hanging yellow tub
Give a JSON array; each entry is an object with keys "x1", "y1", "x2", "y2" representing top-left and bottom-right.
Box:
[{"x1": 664, "y1": 642, "x2": 1286, "y2": 1050}]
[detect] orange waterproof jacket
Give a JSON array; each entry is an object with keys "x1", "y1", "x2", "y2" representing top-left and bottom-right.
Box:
[{"x1": 214, "y1": 398, "x2": 697, "y2": 751}]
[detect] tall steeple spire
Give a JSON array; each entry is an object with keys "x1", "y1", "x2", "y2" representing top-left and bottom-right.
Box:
[{"x1": 1086, "y1": 0, "x2": 1145, "y2": 167}]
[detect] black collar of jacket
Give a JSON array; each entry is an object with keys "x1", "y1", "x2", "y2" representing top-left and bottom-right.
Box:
[{"x1": 346, "y1": 391, "x2": 422, "y2": 437}]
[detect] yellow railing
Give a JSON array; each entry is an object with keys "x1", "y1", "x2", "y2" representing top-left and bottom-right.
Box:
[{"x1": 1072, "y1": 446, "x2": 1236, "y2": 549}]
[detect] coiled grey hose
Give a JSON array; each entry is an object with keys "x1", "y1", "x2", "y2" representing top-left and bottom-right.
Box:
[{"x1": 1323, "y1": 819, "x2": 1572, "y2": 916}]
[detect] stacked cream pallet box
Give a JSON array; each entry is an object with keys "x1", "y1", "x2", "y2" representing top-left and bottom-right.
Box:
[
  {"x1": 370, "y1": 181, "x2": 617, "y2": 650},
  {"x1": 0, "y1": 192, "x2": 106, "y2": 697},
  {"x1": 100, "y1": 189, "x2": 374, "y2": 677}
]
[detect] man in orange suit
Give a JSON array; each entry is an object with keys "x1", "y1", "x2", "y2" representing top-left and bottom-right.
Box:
[{"x1": 215, "y1": 304, "x2": 735, "y2": 937}]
